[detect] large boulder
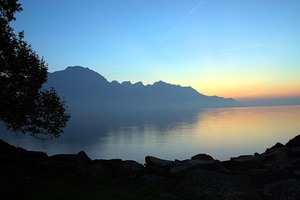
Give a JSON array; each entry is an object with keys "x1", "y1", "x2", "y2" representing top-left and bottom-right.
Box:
[
  {"x1": 46, "y1": 151, "x2": 92, "y2": 171},
  {"x1": 263, "y1": 179, "x2": 300, "y2": 200},
  {"x1": 0, "y1": 139, "x2": 47, "y2": 160},
  {"x1": 77, "y1": 162, "x2": 106, "y2": 180},
  {"x1": 260, "y1": 147, "x2": 300, "y2": 164},
  {"x1": 115, "y1": 160, "x2": 145, "y2": 176},
  {"x1": 145, "y1": 156, "x2": 174, "y2": 174},
  {"x1": 97, "y1": 159, "x2": 145, "y2": 177},
  {"x1": 50, "y1": 151, "x2": 91, "y2": 166},
  {"x1": 285, "y1": 134, "x2": 300, "y2": 147},
  {"x1": 222, "y1": 155, "x2": 262, "y2": 172},
  {"x1": 145, "y1": 155, "x2": 222, "y2": 176},
  {"x1": 97, "y1": 159, "x2": 123, "y2": 174},
  {"x1": 170, "y1": 159, "x2": 223, "y2": 175},
  {"x1": 191, "y1": 153, "x2": 214, "y2": 161},
  {"x1": 265, "y1": 142, "x2": 284, "y2": 152},
  {"x1": 249, "y1": 168, "x2": 295, "y2": 186},
  {"x1": 176, "y1": 169, "x2": 255, "y2": 200},
  {"x1": 0, "y1": 139, "x2": 17, "y2": 152}
]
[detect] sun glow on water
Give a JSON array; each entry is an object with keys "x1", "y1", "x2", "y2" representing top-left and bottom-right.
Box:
[{"x1": 1, "y1": 106, "x2": 300, "y2": 163}]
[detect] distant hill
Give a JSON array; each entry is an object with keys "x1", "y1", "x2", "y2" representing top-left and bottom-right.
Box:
[{"x1": 44, "y1": 66, "x2": 239, "y2": 110}]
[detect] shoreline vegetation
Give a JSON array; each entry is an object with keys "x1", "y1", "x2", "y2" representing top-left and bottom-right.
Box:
[{"x1": 1, "y1": 135, "x2": 299, "y2": 200}]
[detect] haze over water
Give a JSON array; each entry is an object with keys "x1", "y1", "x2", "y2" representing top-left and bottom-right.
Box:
[
  {"x1": 6, "y1": 1, "x2": 299, "y2": 162},
  {"x1": 1, "y1": 105, "x2": 299, "y2": 163}
]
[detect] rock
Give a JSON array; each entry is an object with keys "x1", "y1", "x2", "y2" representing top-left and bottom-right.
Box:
[
  {"x1": 77, "y1": 162, "x2": 106, "y2": 180},
  {"x1": 49, "y1": 151, "x2": 92, "y2": 169},
  {"x1": 292, "y1": 158, "x2": 300, "y2": 169},
  {"x1": 294, "y1": 170, "x2": 300, "y2": 179},
  {"x1": 50, "y1": 151, "x2": 92, "y2": 166},
  {"x1": 115, "y1": 160, "x2": 145, "y2": 176},
  {"x1": 249, "y1": 168, "x2": 294, "y2": 186},
  {"x1": 141, "y1": 174, "x2": 164, "y2": 183},
  {"x1": 230, "y1": 155, "x2": 259, "y2": 162},
  {"x1": 260, "y1": 147, "x2": 300, "y2": 164},
  {"x1": 1, "y1": 135, "x2": 300, "y2": 200},
  {"x1": 0, "y1": 139, "x2": 47, "y2": 162},
  {"x1": 118, "y1": 160, "x2": 144, "y2": 171},
  {"x1": 265, "y1": 142, "x2": 284, "y2": 152},
  {"x1": 96, "y1": 159, "x2": 122, "y2": 175},
  {"x1": 222, "y1": 155, "x2": 262, "y2": 172},
  {"x1": 96, "y1": 159, "x2": 144, "y2": 177},
  {"x1": 263, "y1": 179, "x2": 300, "y2": 200},
  {"x1": 176, "y1": 169, "x2": 255, "y2": 200},
  {"x1": 98, "y1": 159, "x2": 122, "y2": 167},
  {"x1": 170, "y1": 159, "x2": 223, "y2": 175},
  {"x1": 145, "y1": 156, "x2": 174, "y2": 167},
  {"x1": 160, "y1": 193, "x2": 179, "y2": 199},
  {"x1": 25, "y1": 150, "x2": 48, "y2": 162},
  {"x1": 191, "y1": 153, "x2": 214, "y2": 161},
  {"x1": 145, "y1": 156, "x2": 174, "y2": 174},
  {"x1": 285, "y1": 134, "x2": 300, "y2": 147},
  {"x1": 0, "y1": 139, "x2": 17, "y2": 151},
  {"x1": 77, "y1": 151, "x2": 92, "y2": 164}
]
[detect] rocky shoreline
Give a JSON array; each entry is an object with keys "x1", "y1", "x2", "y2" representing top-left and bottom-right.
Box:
[{"x1": 1, "y1": 135, "x2": 300, "y2": 200}]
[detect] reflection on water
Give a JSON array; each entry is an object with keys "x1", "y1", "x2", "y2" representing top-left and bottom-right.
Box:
[{"x1": 1, "y1": 106, "x2": 300, "y2": 163}]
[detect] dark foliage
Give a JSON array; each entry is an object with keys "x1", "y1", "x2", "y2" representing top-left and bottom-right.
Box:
[{"x1": 0, "y1": 0, "x2": 70, "y2": 138}]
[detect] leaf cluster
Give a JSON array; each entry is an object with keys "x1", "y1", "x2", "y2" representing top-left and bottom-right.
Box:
[{"x1": 0, "y1": 0, "x2": 70, "y2": 138}]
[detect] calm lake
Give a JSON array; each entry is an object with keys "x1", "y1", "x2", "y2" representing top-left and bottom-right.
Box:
[{"x1": 1, "y1": 105, "x2": 300, "y2": 163}]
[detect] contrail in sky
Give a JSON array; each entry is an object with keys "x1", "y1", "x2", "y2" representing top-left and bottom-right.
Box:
[
  {"x1": 221, "y1": 43, "x2": 265, "y2": 53},
  {"x1": 157, "y1": 0, "x2": 206, "y2": 45}
]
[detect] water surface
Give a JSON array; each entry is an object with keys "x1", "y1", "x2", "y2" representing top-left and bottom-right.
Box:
[{"x1": 1, "y1": 106, "x2": 299, "y2": 163}]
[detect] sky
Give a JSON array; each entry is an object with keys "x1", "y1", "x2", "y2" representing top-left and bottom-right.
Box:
[{"x1": 12, "y1": 0, "x2": 300, "y2": 101}]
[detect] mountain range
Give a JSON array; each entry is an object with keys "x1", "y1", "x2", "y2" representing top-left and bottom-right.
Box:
[{"x1": 44, "y1": 66, "x2": 239, "y2": 111}]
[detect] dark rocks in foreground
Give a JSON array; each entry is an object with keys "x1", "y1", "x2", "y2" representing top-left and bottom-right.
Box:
[{"x1": 1, "y1": 134, "x2": 300, "y2": 200}]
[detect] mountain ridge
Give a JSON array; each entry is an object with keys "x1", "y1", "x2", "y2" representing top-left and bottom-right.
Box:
[{"x1": 45, "y1": 66, "x2": 239, "y2": 110}]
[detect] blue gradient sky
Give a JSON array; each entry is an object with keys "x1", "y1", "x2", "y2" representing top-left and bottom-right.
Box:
[{"x1": 13, "y1": 0, "x2": 300, "y2": 100}]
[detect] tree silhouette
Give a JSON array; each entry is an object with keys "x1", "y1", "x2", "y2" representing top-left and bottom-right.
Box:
[{"x1": 0, "y1": 0, "x2": 70, "y2": 138}]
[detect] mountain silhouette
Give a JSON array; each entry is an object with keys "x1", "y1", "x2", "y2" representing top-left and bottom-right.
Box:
[{"x1": 45, "y1": 66, "x2": 239, "y2": 110}]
